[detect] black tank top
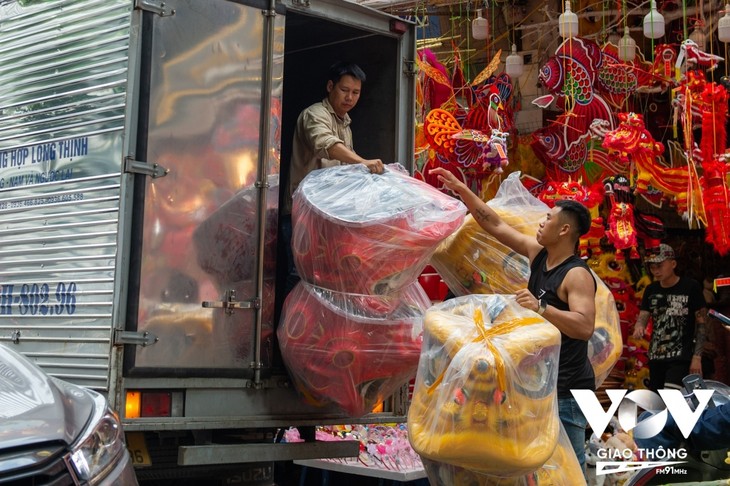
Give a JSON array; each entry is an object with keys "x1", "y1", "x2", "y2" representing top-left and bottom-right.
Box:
[{"x1": 528, "y1": 248, "x2": 596, "y2": 396}]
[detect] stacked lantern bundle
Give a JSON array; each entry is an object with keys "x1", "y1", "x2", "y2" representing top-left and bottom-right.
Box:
[
  {"x1": 279, "y1": 164, "x2": 466, "y2": 416},
  {"x1": 431, "y1": 171, "x2": 621, "y2": 388},
  {"x1": 292, "y1": 164, "x2": 466, "y2": 295},
  {"x1": 408, "y1": 295, "x2": 562, "y2": 477},
  {"x1": 277, "y1": 281, "x2": 430, "y2": 416}
]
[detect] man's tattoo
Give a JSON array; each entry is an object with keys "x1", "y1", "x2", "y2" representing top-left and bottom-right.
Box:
[
  {"x1": 694, "y1": 308, "x2": 708, "y2": 356},
  {"x1": 474, "y1": 207, "x2": 492, "y2": 225},
  {"x1": 636, "y1": 311, "x2": 650, "y2": 328}
]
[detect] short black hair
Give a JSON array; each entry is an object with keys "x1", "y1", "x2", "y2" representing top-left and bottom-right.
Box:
[
  {"x1": 328, "y1": 61, "x2": 367, "y2": 85},
  {"x1": 555, "y1": 199, "x2": 591, "y2": 238}
]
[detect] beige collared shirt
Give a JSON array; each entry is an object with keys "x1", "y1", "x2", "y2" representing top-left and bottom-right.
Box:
[{"x1": 283, "y1": 97, "x2": 353, "y2": 215}]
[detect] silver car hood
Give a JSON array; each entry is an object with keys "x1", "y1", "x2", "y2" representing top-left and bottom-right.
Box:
[{"x1": 0, "y1": 345, "x2": 94, "y2": 449}]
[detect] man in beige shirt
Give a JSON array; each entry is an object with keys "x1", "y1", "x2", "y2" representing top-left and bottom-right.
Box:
[
  {"x1": 280, "y1": 61, "x2": 384, "y2": 293},
  {"x1": 283, "y1": 61, "x2": 384, "y2": 215}
]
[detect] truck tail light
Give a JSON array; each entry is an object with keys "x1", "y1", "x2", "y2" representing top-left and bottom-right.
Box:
[
  {"x1": 125, "y1": 391, "x2": 141, "y2": 418},
  {"x1": 125, "y1": 391, "x2": 173, "y2": 418}
]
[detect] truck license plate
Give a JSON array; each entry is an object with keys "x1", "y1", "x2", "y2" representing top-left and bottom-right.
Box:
[{"x1": 126, "y1": 432, "x2": 152, "y2": 466}]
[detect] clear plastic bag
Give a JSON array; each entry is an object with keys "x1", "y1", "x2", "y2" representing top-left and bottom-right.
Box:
[
  {"x1": 292, "y1": 163, "x2": 466, "y2": 295},
  {"x1": 193, "y1": 176, "x2": 278, "y2": 286},
  {"x1": 421, "y1": 422, "x2": 583, "y2": 485},
  {"x1": 591, "y1": 273, "x2": 622, "y2": 388},
  {"x1": 407, "y1": 294, "x2": 561, "y2": 476},
  {"x1": 277, "y1": 280, "x2": 430, "y2": 417},
  {"x1": 431, "y1": 172, "x2": 545, "y2": 296}
]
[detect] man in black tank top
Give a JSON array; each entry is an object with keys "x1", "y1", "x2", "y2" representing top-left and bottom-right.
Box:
[{"x1": 430, "y1": 168, "x2": 597, "y2": 474}]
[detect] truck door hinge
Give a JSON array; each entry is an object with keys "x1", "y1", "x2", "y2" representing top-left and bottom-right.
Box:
[
  {"x1": 403, "y1": 59, "x2": 417, "y2": 77},
  {"x1": 114, "y1": 330, "x2": 159, "y2": 347},
  {"x1": 135, "y1": 0, "x2": 175, "y2": 16},
  {"x1": 202, "y1": 290, "x2": 260, "y2": 315},
  {"x1": 124, "y1": 156, "x2": 169, "y2": 178}
]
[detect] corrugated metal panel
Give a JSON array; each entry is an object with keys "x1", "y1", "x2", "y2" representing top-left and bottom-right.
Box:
[{"x1": 0, "y1": 0, "x2": 132, "y2": 390}]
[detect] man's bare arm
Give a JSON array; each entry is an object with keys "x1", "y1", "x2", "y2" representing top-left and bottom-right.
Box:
[
  {"x1": 328, "y1": 143, "x2": 383, "y2": 173},
  {"x1": 430, "y1": 167, "x2": 541, "y2": 260},
  {"x1": 632, "y1": 310, "x2": 651, "y2": 339},
  {"x1": 539, "y1": 267, "x2": 595, "y2": 340}
]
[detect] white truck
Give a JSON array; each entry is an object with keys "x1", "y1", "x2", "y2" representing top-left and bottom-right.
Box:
[{"x1": 0, "y1": 0, "x2": 416, "y2": 483}]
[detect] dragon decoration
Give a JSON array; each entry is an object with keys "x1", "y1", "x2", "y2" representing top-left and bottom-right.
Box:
[
  {"x1": 537, "y1": 179, "x2": 605, "y2": 258},
  {"x1": 414, "y1": 45, "x2": 521, "y2": 193},
  {"x1": 528, "y1": 35, "x2": 730, "y2": 256}
]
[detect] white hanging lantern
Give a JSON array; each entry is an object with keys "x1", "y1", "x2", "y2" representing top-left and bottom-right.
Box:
[
  {"x1": 689, "y1": 22, "x2": 707, "y2": 49},
  {"x1": 558, "y1": 0, "x2": 579, "y2": 38},
  {"x1": 618, "y1": 26, "x2": 636, "y2": 61},
  {"x1": 505, "y1": 44, "x2": 524, "y2": 78},
  {"x1": 643, "y1": 0, "x2": 665, "y2": 38},
  {"x1": 719, "y1": 4, "x2": 730, "y2": 43},
  {"x1": 472, "y1": 10, "x2": 489, "y2": 40}
]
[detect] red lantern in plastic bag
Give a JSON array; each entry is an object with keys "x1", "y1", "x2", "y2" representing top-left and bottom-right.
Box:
[
  {"x1": 292, "y1": 164, "x2": 466, "y2": 295},
  {"x1": 277, "y1": 280, "x2": 429, "y2": 416}
]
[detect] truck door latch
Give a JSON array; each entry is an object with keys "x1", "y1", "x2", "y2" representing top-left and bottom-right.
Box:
[
  {"x1": 124, "y1": 156, "x2": 169, "y2": 178},
  {"x1": 135, "y1": 0, "x2": 175, "y2": 16},
  {"x1": 114, "y1": 330, "x2": 159, "y2": 347},
  {"x1": 202, "y1": 290, "x2": 259, "y2": 315}
]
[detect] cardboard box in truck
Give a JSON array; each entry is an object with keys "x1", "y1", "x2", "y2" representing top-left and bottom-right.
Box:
[{"x1": 0, "y1": 0, "x2": 415, "y2": 483}]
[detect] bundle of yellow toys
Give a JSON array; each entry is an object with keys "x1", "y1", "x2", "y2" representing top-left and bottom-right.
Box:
[{"x1": 407, "y1": 294, "x2": 562, "y2": 477}]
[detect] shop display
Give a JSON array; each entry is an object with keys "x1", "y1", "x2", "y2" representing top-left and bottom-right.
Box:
[
  {"x1": 287, "y1": 424, "x2": 427, "y2": 480},
  {"x1": 291, "y1": 163, "x2": 466, "y2": 295},
  {"x1": 408, "y1": 294, "x2": 561, "y2": 476}
]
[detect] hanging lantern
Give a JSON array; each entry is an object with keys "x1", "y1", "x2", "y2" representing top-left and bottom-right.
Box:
[
  {"x1": 505, "y1": 44, "x2": 524, "y2": 78},
  {"x1": 689, "y1": 21, "x2": 707, "y2": 49},
  {"x1": 643, "y1": 0, "x2": 665, "y2": 38},
  {"x1": 618, "y1": 26, "x2": 636, "y2": 61},
  {"x1": 719, "y1": 4, "x2": 730, "y2": 43},
  {"x1": 472, "y1": 10, "x2": 489, "y2": 40},
  {"x1": 558, "y1": 0, "x2": 579, "y2": 38}
]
